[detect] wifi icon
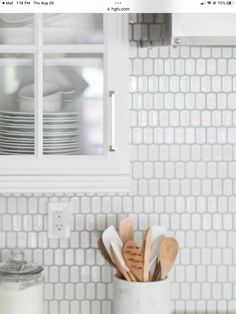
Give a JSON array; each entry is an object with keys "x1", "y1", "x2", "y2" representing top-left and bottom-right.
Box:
[{"x1": 207, "y1": 1, "x2": 211, "y2": 3}]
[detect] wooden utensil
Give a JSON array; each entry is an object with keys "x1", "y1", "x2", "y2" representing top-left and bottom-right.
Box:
[
  {"x1": 152, "y1": 260, "x2": 161, "y2": 281},
  {"x1": 111, "y1": 241, "x2": 136, "y2": 282},
  {"x1": 159, "y1": 237, "x2": 179, "y2": 280},
  {"x1": 102, "y1": 225, "x2": 137, "y2": 281},
  {"x1": 119, "y1": 217, "x2": 134, "y2": 243},
  {"x1": 123, "y1": 240, "x2": 144, "y2": 282},
  {"x1": 143, "y1": 228, "x2": 152, "y2": 282},
  {"x1": 111, "y1": 245, "x2": 131, "y2": 281}
]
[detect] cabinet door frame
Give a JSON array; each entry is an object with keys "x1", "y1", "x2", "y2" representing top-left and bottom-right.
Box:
[{"x1": 0, "y1": 14, "x2": 130, "y2": 192}]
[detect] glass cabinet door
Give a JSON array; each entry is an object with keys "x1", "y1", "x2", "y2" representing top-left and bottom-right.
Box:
[
  {"x1": 0, "y1": 13, "x2": 105, "y2": 157},
  {"x1": 0, "y1": 54, "x2": 35, "y2": 155},
  {"x1": 43, "y1": 57, "x2": 104, "y2": 155},
  {"x1": 42, "y1": 14, "x2": 105, "y2": 156},
  {"x1": 0, "y1": 13, "x2": 35, "y2": 156}
]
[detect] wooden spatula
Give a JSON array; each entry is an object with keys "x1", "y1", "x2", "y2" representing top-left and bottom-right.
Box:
[
  {"x1": 119, "y1": 217, "x2": 134, "y2": 243},
  {"x1": 123, "y1": 240, "x2": 144, "y2": 282},
  {"x1": 111, "y1": 245, "x2": 131, "y2": 281},
  {"x1": 143, "y1": 228, "x2": 152, "y2": 282},
  {"x1": 159, "y1": 237, "x2": 179, "y2": 280},
  {"x1": 110, "y1": 241, "x2": 136, "y2": 282}
]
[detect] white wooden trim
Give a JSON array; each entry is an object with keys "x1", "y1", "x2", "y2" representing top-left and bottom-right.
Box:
[
  {"x1": 0, "y1": 45, "x2": 35, "y2": 53},
  {"x1": 0, "y1": 58, "x2": 102, "y2": 66},
  {"x1": 43, "y1": 44, "x2": 105, "y2": 54},
  {"x1": 0, "y1": 154, "x2": 127, "y2": 174},
  {"x1": 103, "y1": 15, "x2": 108, "y2": 154},
  {"x1": 34, "y1": 14, "x2": 43, "y2": 158},
  {"x1": 0, "y1": 45, "x2": 104, "y2": 54},
  {"x1": 105, "y1": 14, "x2": 129, "y2": 173},
  {"x1": 44, "y1": 58, "x2": 103, "y2": 66},
  {"x1": 0, "y1": 58, "x2": 34, "y2": 65},
  {"x1": 0, "y1": 175, "x2": 131, "y2": 193}
]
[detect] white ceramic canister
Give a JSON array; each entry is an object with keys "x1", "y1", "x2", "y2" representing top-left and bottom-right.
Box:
[
  {"x1": 0, "y1": 251, "x2": 44, "y2": 314},
  {"x1": 113, "y1": 277, "x2": 170, "y2": 314}
]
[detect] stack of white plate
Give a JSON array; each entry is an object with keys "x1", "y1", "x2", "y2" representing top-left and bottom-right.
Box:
[{"x1": 0, "y1": 111, "x2": 80, "y2": 155}]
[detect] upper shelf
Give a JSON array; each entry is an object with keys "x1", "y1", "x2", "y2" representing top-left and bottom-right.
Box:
[
  {"x1": 0, "y1": 44, "x2": 105, "y2": 54},
  {"x1": 0, "y1": 13, "x2": 104, "y2": 47},
  {"x1": 0, "y1": 57, "x2": 103, "y2": 66}
]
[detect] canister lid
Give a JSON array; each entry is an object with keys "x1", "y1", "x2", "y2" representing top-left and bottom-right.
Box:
[{"x1": 0, "y1": 251, "x2": 43, "y2": 276}]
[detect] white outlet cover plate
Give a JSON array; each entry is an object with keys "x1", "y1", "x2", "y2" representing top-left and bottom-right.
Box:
[{"x1": 48, "y1": 202, "x2": 71, "y2": 239}]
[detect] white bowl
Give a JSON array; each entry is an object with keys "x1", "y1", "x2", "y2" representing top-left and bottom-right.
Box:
[
  {"x1": 19, "y1": 82, "x2": 61, "y2": 100},
  {"x1": 18, "y1": 82, "x2": 62, "y2": 113}
]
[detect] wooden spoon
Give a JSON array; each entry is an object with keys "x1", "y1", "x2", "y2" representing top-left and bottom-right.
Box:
[
  {"x1": 159, "y1": 237, "x2": 179, "y2": 280},
  {"x1": 143, "y1": 228, "x2": 152, "y2": 282},
  {"x1": 111, "y1": 240, "x2": 136, "y2": 281},
  {"x1": 119, "y1": 217, "x2": 134, "y2": 243}
]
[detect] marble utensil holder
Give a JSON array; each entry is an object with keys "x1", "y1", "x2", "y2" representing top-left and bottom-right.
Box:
[{"x1": 113, "y1": 277, "x2": 170, "y2": 314}]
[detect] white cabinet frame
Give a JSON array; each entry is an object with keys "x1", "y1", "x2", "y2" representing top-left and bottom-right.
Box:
[{"x1": 0, "y1": 14, "x2": 130, "y2": 192}]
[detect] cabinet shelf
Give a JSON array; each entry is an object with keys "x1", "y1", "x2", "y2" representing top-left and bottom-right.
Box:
[
  {"x1": 0, "y1": 45, "x2": 35, "y2": 53},
  {"x1": 0, "y1": 58, "x2": 103, "y2": 66},
  {"x1": 0, "y1": 44, "x2": 105, "y2": 54},
  {"x1": 44, "y1": 44, "x2": 105, "y2": 54}
]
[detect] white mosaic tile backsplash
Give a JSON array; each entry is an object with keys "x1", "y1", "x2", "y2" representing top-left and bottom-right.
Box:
[{"x1": 0, "y1": 15, "x2": 236, "y2": 314}]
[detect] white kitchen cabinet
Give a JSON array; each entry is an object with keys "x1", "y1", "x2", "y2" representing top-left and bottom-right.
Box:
[{"x1": 0, "y1": 14, "x2": 129, "y2": 192}]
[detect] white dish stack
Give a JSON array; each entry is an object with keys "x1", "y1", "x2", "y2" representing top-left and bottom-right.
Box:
[
  {"x1": 0, "y1": 111, "x2": 80, "y2": 155},
  {"x1": 0, "y1": 82, "x2": 80, "y2": 155}
]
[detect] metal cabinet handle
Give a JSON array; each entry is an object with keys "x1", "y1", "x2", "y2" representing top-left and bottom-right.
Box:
[{"x1": 109, "y1": 90, "x2": 116, "y2": 152}]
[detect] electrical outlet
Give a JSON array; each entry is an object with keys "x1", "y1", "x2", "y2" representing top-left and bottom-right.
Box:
[{"x1": 48, "y1": 202, "x2": 71, "y2": 239}]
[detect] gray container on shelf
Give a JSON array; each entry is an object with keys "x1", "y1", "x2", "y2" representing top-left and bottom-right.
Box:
[
  {"x1": 113, "y1": 277, "x2": 170, "y2": 314},
  {"x1": 0, "y1": 250, "x2": 44, "y2": 314}
]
